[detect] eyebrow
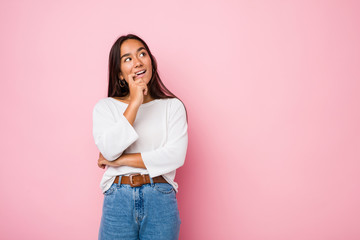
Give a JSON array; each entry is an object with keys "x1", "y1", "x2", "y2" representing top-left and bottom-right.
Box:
[{"x1": 120, "y1": 47, "x2": 146, "y2": 60}]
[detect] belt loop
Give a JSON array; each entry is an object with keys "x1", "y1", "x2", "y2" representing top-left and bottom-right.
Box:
[
  {"x1": 149, "y1": 175, "x2": 154, "y2": 187},
  {"x1": 117, "y1": 175, "x2": 122, "y2": 187}
]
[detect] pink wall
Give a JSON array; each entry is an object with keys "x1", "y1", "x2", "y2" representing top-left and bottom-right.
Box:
[{"x1": 1, "y1": 0, "x2": 359, "y2": 239}]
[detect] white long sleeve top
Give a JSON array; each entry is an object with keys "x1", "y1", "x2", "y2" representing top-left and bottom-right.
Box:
[{"x1": 92, "y1": 97, "x2": 188, "y2": 193}]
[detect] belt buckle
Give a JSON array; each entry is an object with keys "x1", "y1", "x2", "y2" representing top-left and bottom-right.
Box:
[{"x1": 129, "y1": 173, "x2": 144, "y2": 187}]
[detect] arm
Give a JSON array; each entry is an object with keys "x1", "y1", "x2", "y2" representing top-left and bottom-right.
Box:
[
  {"x1": 98, "y1": 152, "x2": 146, "y2": 169},
  {"x1": 123, "y1": 102, "x2": 140, "y2": 126},
  {"x1": 95, "y1": 74, "x2": 148, "y2": 162},
  {"x1": 93, "y1": 100, "x2": 139, "y2": 161},
  {"x1": 140, "y1": 98, "x2": 188, "y2": 177},
  {"x1": 141, "y1": 116, "x2": 187, "y2": 178}
]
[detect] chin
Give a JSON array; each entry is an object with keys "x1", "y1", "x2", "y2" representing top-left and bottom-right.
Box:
[{"x1": 144, "y1": 75, "x2": 151, "y2": 84}]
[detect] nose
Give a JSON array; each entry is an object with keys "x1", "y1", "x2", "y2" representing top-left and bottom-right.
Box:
[{"x1": 133, "y1": 57, "x2": 143, "y2": 68}]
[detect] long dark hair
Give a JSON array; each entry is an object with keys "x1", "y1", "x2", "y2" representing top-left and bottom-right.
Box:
[{"x1": 107, "y1": 34, "x2": 187, "y2": 121}]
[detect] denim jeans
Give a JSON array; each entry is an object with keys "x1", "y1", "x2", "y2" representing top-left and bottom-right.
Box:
[{"x1": 98, "y1": 175, "x2": 181, "y2": 240}]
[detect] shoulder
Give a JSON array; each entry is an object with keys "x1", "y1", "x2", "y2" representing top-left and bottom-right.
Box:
[
  {"x1": 172, "y1": 98, "x2": 186, "y2": 111},
  {"x1": 166, "y1": 98, "x2": 187, "y2": 120},
  {"x1": 167, "y1": 97, "x2": 185, "y2": 108},
  {"x1": 93, "y1": 97, "x2": 113, "y2": 113},
  {"x1": 150, "y1": 97, "x2": 183, "y2": 108},
  {"x1": 158, "y1": 97, "x2": 185, "y2": 112}
]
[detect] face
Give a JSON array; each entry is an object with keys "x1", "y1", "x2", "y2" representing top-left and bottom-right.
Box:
[{"x1": 119, "y1": 39, "x2": 153, "y2": 84}]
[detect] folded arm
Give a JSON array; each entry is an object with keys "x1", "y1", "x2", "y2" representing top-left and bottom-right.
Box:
[{"x1": 98, "y1": 152, "x2": 146, "y2": 169}]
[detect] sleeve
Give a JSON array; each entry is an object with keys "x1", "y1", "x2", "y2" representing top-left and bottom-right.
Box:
[
  {"x1": 92, "y1": 99, "x2": 139, "y2": 161},
  {"x1": 141, "y1": 98, "x2": 188, "y2": 177}
]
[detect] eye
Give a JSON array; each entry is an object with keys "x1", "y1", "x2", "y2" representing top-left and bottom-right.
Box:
[
  {"x1": 140, "y1": 52, "x2": 146, "y2": 57},
  {"x1": 124, "y1": 57, "x2": 131, "y2": 62}
]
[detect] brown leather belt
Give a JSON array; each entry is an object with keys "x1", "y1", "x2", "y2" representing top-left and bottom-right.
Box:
[{"x1": 114, "y1": 174, "x2": 167, "y2": 187}]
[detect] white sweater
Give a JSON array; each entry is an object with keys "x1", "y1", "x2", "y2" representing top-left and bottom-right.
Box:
[{"x1": 92, "y1": 97, "x2": 188, "y2": 193}]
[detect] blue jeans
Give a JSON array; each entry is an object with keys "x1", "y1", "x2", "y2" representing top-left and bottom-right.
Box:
[{"x1": 98, "y1": 176, "x2": 181, "y2": 240}]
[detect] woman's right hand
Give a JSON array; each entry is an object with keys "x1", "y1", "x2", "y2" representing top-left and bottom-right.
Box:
[{"x1": 127, "y1": 73, "x2": 148, "y2": 107}]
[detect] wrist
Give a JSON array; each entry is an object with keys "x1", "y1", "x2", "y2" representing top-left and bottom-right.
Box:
[
  {"x1": 116, "y1": 154, "x2": 128, "y2": 166},
  {"x1": 128, "y1": 100, "x2": 141, "y2": 109}
]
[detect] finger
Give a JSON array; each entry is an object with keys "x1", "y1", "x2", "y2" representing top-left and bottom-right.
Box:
[
  {"x1": 98, "y1": 161, "x2": 106, "y2": 168},
  {"x1": 97, "y1": 161, "x2": 105, "y2": 169},
  {"x1": 99, "y1": 159, "x2": 106, "y2": 164},
  {"x1": 138, "y1": 84, "x2": 147, "y2": 95},
  {"x1": 136, "y1": 80, "x2": 147, "y2": 86},
  {"x1": 135, "y1": 81, "x2": 146, "y2": 90},
  {"x1": 137, "y1": 83, "x2": 146, "y2": 90},
  {"x1": 128, "y1": 73, "x2": 136, "y2": 83},
  {"x1": 100, "y1": 159, "x2": 115, "y2": 167},
  {"x1": 98, "y1": 159, "x2": 105, "y2": 166},
  {"x1": 134, "y1": 78, "x2": 145, "y2": 84},
  {"x1": 138, "y1": 82, "x2": 148, "y2": 95}
]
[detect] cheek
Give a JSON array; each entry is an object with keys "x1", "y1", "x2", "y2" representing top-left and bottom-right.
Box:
[
  {"x1": 120, "y1": 65, "x2": 131, "y2": 78},
  {"x1": 147, "y1": 59, "x2": 152, "y2": 68}
]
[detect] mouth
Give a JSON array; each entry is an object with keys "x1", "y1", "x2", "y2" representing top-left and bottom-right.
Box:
[{"x1": 135, "y1": 69, "x2": 146, "y2": 78}]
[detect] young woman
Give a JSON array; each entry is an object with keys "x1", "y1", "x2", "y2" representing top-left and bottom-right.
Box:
[{"x1": 92, "y1": 34, "x2": 188, "y2": 240}]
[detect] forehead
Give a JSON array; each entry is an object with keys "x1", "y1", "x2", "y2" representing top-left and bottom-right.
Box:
[{"x1": 120, "y1": 39, "x2": 145, "y2": 54}]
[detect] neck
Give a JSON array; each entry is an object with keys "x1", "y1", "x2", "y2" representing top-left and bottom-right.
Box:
[{"x1": 142, "y1": 94, "x2": 154, "y2": 103}]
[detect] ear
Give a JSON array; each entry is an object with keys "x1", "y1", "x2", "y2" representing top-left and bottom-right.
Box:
[{"x1": 118, "y1": 72, "x2": 124, "y2": 80}]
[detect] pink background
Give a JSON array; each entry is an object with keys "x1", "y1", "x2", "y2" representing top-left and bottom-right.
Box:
[{"x1": 1, "y1": 0, "x2": 359, "y2": 239}]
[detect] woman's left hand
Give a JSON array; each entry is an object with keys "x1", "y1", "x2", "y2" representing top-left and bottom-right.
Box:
[{"x1": 98, "y1": 153, "x2": 122, "y2": 169}]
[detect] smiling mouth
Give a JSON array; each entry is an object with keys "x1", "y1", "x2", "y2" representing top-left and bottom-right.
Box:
[{"x1": 135, "y1": 70, "x2": 146, "y2": 76}]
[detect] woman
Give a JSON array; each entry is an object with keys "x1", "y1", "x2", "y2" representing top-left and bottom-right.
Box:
[{"x1": 92, "y1": 34, "x2": 188, "y2": 240}]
